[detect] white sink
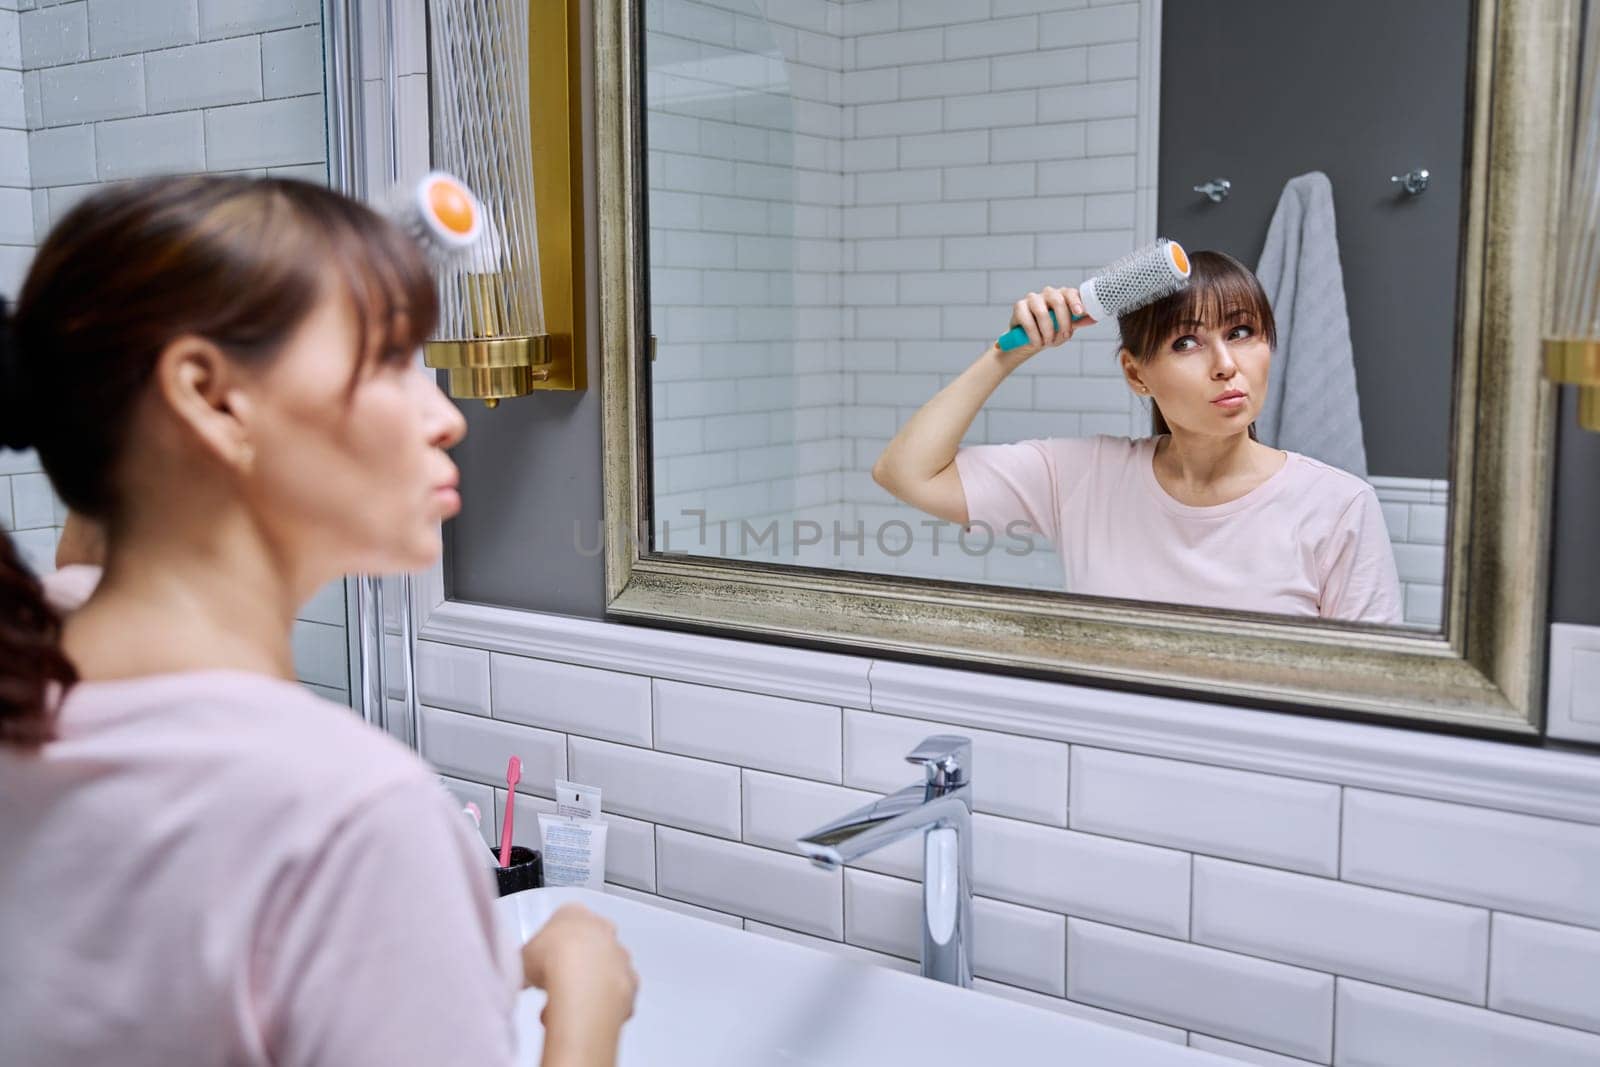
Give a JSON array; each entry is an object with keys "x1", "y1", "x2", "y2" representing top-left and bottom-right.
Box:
[{"x1": 496, "y1": 887, "x2": 1231, "y2": 1066}]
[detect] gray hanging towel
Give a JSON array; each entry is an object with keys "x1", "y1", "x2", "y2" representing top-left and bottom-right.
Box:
[{"x1": 1253, "y1": 171, "x2": 1369, "y2": 478}]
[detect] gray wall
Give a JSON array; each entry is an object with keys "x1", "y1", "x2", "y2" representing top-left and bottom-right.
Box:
[
  {"x1": 1552, "y1": 391, "x2": 1600, "y2": 627},
  {"x1": 446, "y1": 0, "x2": 1599, "y2": 641},
  {"x1": 445, "y1": 389, "x2": 606, "y2": 616},
  {"x1": 1157, "y1": 0, "x2": 1470, "y2": 481},
  {"x1": 445, "y1": 0, "x2": 605, "y2": 617}
]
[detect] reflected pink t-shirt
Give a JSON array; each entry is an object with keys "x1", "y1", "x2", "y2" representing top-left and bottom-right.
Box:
[
  {"x1": 0, "y1": 666, "x2": 522, "y2": 1067},
  {"x1": 954, "y1": 434, "x2": 1403, "y2": 624}
]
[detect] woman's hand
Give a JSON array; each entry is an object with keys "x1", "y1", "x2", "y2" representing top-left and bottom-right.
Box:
[
  {"x1": 522, "y1": 903, "x2": 638, "y2": 1066},
  {"x1": 1006, "y1": 286, "x2": 1093, "y2": 360}
]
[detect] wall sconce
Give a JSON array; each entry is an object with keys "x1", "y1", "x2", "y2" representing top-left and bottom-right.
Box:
[
  {"x1": 1544, "y1": 1, "x2": 1600, "y2": 431},
  {"x1": 424, "y1": 0, "x2": 585, "y2": 406}
]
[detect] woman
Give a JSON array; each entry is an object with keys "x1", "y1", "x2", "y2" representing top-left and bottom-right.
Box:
[
  {"x1": 0, "y1": 176, "x2": 635, "y2": 1066},
  {"x1": 873, "y1": 251, "x2": 1402, "y2": 624}
]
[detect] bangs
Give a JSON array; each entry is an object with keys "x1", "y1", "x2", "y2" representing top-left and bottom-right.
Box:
[
  {"x1": 296, "y1": 182, "x2": 440, "y2": 372},
  {"x1": 1118, "y1": 249, "x2": 1277, "y2": 360}
]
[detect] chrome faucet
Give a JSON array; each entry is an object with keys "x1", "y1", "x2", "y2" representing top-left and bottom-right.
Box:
[{"x1": 797, "y1": 735, "x2": 973, "y2": 987}]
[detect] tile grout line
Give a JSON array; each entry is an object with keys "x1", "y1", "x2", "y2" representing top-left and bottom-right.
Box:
[
  {"x1": 1483, "y1": 911, "x2": 1494, "y2": 1008},
  {"x1": 1186, "y1": 850, "x2": 1194, "y2": 940},
  {"x1": 1330, "y1": 974, "x2": 1339, "y2": 1065},
  {"x1": 1336, "y1": 784, "x2": 1345, "y2": 878},
  {"x1": 649, "y1": 676, "x2": 661, "y2": 893}
]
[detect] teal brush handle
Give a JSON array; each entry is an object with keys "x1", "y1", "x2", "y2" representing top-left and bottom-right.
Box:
[{"x1": 996, "y1": 309, "x2": 1087, "y2": 352}]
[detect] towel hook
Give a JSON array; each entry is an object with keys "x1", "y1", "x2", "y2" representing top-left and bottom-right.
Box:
[
  {"x1": 1193, "y1": 178, "x2": 1231, "y2": 203},
  {"x1": 1391, "y1": 168, "x2": 1430, "y2": 196}
]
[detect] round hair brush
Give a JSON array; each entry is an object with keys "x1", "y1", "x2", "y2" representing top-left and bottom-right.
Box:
[
  {"x1": 995, "y1": 238, "x2": 1191, "y2": 352},
  {"x1": 389, "y1": 170, "x2": 484, "y2": 262}
]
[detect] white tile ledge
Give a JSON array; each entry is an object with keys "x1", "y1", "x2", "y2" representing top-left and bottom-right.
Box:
[
  {"x1": 871, "y1": 660, "x2": 1600, "y2": 825},
  {"x1": 420, "y1": 601, "x2": 1600, "y2": 825},
  {"x1": 421, "y1": 599, "x2": 872, "y2": 709}
]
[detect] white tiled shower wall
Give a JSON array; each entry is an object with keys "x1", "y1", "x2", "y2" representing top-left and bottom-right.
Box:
[
  {"x1": 647, "y1": 0, "x2": 851, "y2": 539},
  {"x1": 417, "y1": 618, "x2": 1600, "y2": 1067},
  {"x1": 0, "y1": 0, "x2": 346, "y2": 699}
]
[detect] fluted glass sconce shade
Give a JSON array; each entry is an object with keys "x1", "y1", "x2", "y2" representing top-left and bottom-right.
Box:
[
  {"x1": 424, "y1": 0, "x2": 585, "y2": 405},
  {"x1": 1545, "y1": 0, "x2": 1600, "y2": 431}
]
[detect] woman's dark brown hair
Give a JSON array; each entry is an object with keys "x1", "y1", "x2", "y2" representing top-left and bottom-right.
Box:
[
  {"x1": 1117, "y1": 249, "x2": 1277, "y2": 437},
  {"x1": 0, "y1": 175, "x2": 439, "y2": 748}
]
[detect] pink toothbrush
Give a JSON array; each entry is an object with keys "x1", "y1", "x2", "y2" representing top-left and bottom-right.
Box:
[{"x1": 499, "y1": 755, "x2": 522, "y2": 867}]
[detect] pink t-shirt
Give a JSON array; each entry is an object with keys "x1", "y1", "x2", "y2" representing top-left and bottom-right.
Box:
[
  {"x1": 0, "y1": 668, "x2": 522, "y2": 1067},
  {"x1": 954, "y1": 434, "x2": 1403, "y2": 624}
]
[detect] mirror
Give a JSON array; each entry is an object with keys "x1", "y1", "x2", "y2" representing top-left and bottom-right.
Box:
[
  {"x1": 600, "y1": 0, "x2": 1566, "y2": 732},
  {"x1": 639, "y1": 0, "x2": 1467, "y2": 631}
]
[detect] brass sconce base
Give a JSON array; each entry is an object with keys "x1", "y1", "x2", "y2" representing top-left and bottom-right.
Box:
[
  {"x1": 426, "y1": 335, "x2": 554, "y2": 408},
  {"x1": 1581, "y1": 387, "x2": 1600, "y2": 431},
  {"x1": 441, "y1": 367, "x2": 552, "y2": 408}
]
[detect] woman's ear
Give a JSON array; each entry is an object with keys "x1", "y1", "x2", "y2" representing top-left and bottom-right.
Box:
[
  {"x1": 1119, "y1": 348, "x2": 1149, "y2": 396},
  {"x1": 153, "y1": 335, "x2": 254, "y2": 474}
]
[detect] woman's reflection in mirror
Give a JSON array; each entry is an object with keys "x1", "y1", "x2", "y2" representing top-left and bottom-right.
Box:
[{"x1": 872, "y1": 251, "x2": 1402, "y2": 625}]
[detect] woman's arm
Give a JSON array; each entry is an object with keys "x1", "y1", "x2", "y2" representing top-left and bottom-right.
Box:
[{"x1": 872, "y1": 287, "x2": 1090, "y2": 524}]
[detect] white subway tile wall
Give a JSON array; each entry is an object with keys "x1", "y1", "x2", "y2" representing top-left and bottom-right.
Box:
[
  {"x1": 1, "y1": 0, "x2": 342, "y2": 701},
  {"x1": 1334, "y1": 979, "x2": 1600, "y2": 1067},
  {"x1": 1487, "y1": 914, "x2": 1600, "y2": 1034},
  {"x1": 14, "y1": 0, "x2": 328, "y2": 243},
  {"x1": 1069, "y1": 745, "x2": 1342, "y2": 875},
  {"x1": 974, "y1": 976, "x2": 1189, "y2": 1045},
  {"x1": 655, "y1": 677, "x2": 842, "y2": 781},
  {"x1": 1369, "y1": 476, "x2": 1449, "y2": 627},
  {"x1": 1067, "y1": 918, "x2": 1335, "y2": 1061},
  {"x1": 0, "y1": 4, "x2": 26, "y2": 296},
  {"x1": 1341, "y1": 788, "x2": 1600, "y2": 929},
  {"x1": 846, "y1": 866, "x2": 1069, "y2": 995},
  {"x1": 0, "y1": 453, "x2": 61, "y2": 573},
  {"x1": 418, "y1": 610, "x2": 1600, "y2": 1067},
  {"x1": 1190, "y1": 857, "x2": 1489, "y2": 1004}
]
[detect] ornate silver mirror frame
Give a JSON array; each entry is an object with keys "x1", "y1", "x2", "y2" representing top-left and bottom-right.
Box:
[{"x1": 595, "y1": 0, "x2": 1576, "y2": 734}]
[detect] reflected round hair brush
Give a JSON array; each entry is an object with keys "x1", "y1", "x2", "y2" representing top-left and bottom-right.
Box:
[{"x1": 996, "y1": 238, "x2": 1191, "y2": 352}]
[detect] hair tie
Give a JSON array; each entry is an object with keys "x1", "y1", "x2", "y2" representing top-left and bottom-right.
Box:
[{"x1": 0, "y1": 297, "x2": 38, "y2": 452}]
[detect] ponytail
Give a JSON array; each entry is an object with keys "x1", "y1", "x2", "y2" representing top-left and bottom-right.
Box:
[
  {"x1": 0, "y1": 296, "x2": 76, "y2": 747},
  {"x1": 0, "y1": 534, "x2": 74, "y2": 747}
]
